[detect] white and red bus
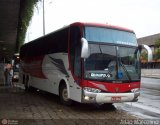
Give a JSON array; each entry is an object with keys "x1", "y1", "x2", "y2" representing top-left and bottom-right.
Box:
[{"x1": 20, "y1": 22, "x2": 143, "y2": 105}]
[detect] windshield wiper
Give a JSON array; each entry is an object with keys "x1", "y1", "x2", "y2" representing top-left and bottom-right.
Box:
[
  {"x1": 99, "y1": 44, "x2": 102, "y2": 54},
  {"x1": 119, "y1": 59, "x2": 132, "y2": 82}
]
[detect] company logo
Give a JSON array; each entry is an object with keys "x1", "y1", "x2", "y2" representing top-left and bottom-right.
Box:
[
  {"x1": 1, "y1": 119, "x2": 18, "y2": 125},
  {"x1": 90, "y1": 73, "x2": 111, "y2": 78},
  {"x1": 1, "y1": 119, "x2": 8, "y2": 125},
  {"x1": 115, "y1": 87, "x2": 119, "y2": 92}
]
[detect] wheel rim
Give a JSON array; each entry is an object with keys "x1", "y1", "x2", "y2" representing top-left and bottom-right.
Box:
[{"x1": 62, "y1": 88, "x2": 68, "y2": 101}]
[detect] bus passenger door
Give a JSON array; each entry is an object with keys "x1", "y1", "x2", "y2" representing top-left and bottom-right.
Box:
[{"x1": 69, "y1": 26, "x2": 82, "y2": 102}]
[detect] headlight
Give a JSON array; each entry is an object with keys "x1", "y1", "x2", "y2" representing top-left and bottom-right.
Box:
[
  {"x1": 131, "y1": 88, "x2": 140, "y2": 93},
  {"x1": 13, "y1": 75, "x2": 18, "y2": 79},
  {"x1": 83, "y1": 87, "x2": 101, "y2": 93},
  {"x1": 131, "y1": 88, "x2": 140, "y2": 98}
]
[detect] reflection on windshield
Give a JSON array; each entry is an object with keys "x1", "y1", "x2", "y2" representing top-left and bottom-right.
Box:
[
  {"x1": 84, "y1": 44, "x2": 117, "y2": 81},
  {"x1": 117, "y1": 46, "x2": 140, "y2": 81},
  {"x1": 84, "y1": 44, "x2": 140, "y2": 82}
]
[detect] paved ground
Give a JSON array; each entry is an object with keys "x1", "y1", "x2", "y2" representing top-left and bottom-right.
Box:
[{"x1": 0, "y1": 84, "x2": 138, "y2": 125}]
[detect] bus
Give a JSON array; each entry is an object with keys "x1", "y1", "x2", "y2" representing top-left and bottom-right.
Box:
[{"x1": 20, "y1": 22, "x2": 149, "y2": 105}]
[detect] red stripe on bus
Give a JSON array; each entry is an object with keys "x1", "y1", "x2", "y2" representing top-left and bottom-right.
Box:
[
  {"x1": 21, "y1": 56, "x2": 47, "y2": 79},
  {"x1": 82, "y1": 80, "x2": 140, "y2": 93}
]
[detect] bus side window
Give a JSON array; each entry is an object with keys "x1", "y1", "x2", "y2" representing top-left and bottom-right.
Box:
[{"x1": 70, "y1": 26, "x2": 81, "y2": 77}]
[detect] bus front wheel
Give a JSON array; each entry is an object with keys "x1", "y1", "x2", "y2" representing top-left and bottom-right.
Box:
[{"x1": 59, "y1": 83, "x2": 72, "y2": 105}]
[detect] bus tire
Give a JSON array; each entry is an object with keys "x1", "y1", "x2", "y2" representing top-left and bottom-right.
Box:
[{"x1": 59, "y1": 82, "x2": 72, "y2": 105}]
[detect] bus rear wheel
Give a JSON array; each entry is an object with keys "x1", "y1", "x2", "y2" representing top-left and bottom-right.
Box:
[{"x1": 59, "y1": 84, "x2": 72, "y2": 105}]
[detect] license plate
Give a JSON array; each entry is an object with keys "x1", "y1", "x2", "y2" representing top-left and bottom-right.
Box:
[{"x1": 111, "y1": 96, "x2": 121, "y2": 102}]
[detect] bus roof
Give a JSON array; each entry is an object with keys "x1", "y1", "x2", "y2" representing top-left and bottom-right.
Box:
[
  {"x1": 70, "y1": 22, "x2": 134, "y2": 33},
  {"x1": 22, "y1": 22, "x2": 135, "y2": 48},
  {"x1": 20, "y1": 22, "x2": 136, "y2": 58}
]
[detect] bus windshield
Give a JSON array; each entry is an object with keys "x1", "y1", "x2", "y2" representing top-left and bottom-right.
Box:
[
  {"x1": 84, "y1": 26, "x2": 140, "y2": 82},
  {"x1": 84, "y1": 44, "x2": 140, "y2": 82},
  {"x1": 85, "y1": 26, "x2": 137, "y2": 46}
]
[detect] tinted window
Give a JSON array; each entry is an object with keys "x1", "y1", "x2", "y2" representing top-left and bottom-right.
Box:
[
  {"x1": 85, "y1": 26, "x2": 137, "y2": 46},
  {"x1": 70, "y1": 26, "x2": 81, "y2": 77},
  {"x1": 21, "y1": 28, "x2": 69, "y2": 57}
]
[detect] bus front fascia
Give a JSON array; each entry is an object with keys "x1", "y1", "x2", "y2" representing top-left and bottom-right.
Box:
[{"x1": 80, "y1": 38, "x2": 143, "y2": 103}]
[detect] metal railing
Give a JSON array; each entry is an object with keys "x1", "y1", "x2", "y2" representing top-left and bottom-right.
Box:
[{"x1": 141, "y1": 62, "x2": 160, "y2": 69}]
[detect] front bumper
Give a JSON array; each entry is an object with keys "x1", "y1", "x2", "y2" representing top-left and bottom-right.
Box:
[{"x1": 82, "y1": 90, "x2": 140, "y2": 103}]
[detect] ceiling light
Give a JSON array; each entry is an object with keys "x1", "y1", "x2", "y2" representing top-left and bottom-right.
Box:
[{"x1": 2, "y1": 47, "x2": 6, "y2": 50}]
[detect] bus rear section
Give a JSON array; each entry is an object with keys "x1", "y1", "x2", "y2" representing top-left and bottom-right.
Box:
[
  {"x1": 12, "y1": 54, "x2": 20, "y2": 82},
  {"x1": 20, "y1": 22, "x2": 152, "y2": 105}
]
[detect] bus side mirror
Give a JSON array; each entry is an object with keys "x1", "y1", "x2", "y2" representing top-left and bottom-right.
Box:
[
  {"x1": 81, "y1": 38, "x2": 89, "y2": 58},
  {"x1": 143, "y1": 44, "x2": 153, "y2": 62},
  {"x1": 138, "y1": 45, "x2": 142, "y2": 52}
]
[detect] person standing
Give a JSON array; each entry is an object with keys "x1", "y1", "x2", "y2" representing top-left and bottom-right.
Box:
[
  {"x1": 9, "y1": 67, "x2": 13, "y2": 86},
  {"x1": 4, "y1": 68, "x2": 10, "y2": 86},
  {"x1": 4, "y1": 63, "x2": 12, "y2": 86}
]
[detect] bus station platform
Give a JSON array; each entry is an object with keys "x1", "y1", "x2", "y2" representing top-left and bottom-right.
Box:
[{"x1": 0, "y1": 82, "x2": 137, "y2": 125}]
